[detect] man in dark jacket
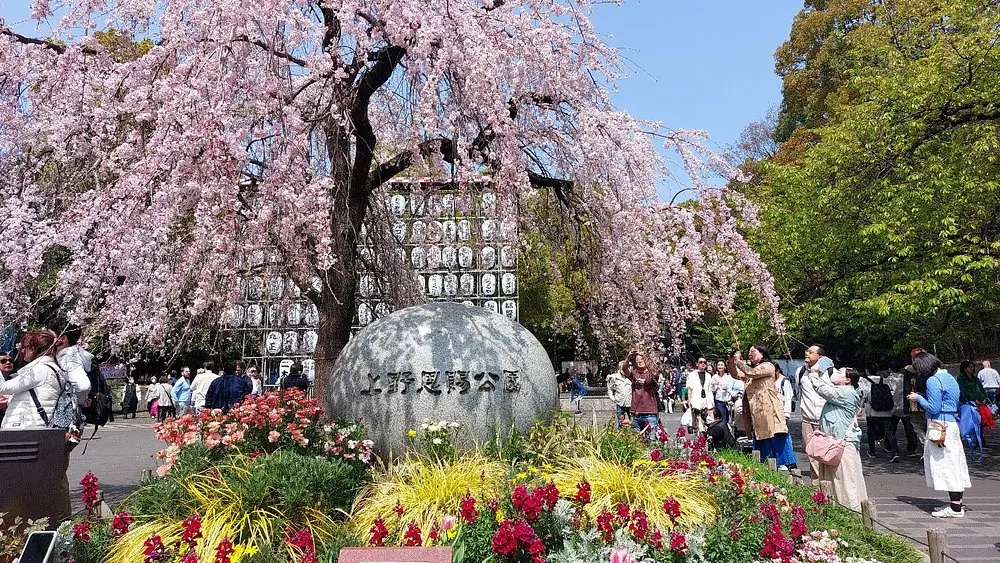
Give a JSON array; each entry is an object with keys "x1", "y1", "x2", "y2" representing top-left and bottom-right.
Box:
[
  {"x1": 205, "y1": 362, "x2": 253, "y2": 413},
  {"x1": 280, "y1": 362, "x2": 310, "y2": 392}
]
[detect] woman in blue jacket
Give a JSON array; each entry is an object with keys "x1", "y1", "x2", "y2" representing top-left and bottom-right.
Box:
[{"x1": 907, "y1": 351, "x2": 971, "y2": 518}]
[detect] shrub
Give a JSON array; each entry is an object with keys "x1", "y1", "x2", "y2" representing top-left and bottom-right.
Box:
[
  {"x1": 154, "y1": 389, "x2": 373, "y2": 476},
  {"x1": 105, "y1": 451, "x2": 354, "y2": 563}
]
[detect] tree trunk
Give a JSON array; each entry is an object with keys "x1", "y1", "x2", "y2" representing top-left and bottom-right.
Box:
[{"x1": 311, "y1": 211, "x2": 360, "y2": 411}]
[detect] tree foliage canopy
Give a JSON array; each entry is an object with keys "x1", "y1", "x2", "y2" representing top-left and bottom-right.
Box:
[{"x1": 742, "y1": 0, "x2": 1000, "y2": 363}]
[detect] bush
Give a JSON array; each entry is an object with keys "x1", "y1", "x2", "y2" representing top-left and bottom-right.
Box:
[{"x1": 104, "y1": 450, "x2": 360, "y2": 563}]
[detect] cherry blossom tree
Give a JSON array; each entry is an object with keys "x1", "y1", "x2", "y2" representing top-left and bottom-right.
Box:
[{"x1": 0, "y1": 0, "x2": 781, "y2": 383}]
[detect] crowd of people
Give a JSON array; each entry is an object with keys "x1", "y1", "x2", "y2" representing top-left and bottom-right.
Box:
[
  {"x1": 0, "y1": 323, "x2": 315, "y2": 521},
  {"x1": 601, "y1": 344, "x2": 990, "y2": 519}
]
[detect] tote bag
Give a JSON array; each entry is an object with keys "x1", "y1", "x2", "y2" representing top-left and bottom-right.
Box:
[{"x1": 805, "y1": 408, "x2": 861, "y2": 467}]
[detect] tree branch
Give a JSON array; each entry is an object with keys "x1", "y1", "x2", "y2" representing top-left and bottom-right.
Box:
[
  {"x1": 367, "y1": 138, "x2": 454, "y2": 191},
  {"x1": 233, "y1": 35, "x2": 307, "y2": 66}
]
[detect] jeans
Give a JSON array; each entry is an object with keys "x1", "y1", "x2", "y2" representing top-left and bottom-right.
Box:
[
  {"x1": 632, "y1": 414, "x2": 658, "y2": 440},
  {"x1": 714, "y1": 400, "x2": 730, "y2": 425},
  {"x1": 615, "y1": 405, "x2": 631, "y2": 427},
  {"x1": 986, "y1": 388, "x2": 997, "y2": 403}
]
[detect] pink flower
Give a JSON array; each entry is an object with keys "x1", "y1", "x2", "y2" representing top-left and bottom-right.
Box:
[
  {"x1": 610, "y1": 547, "x2": 635, "y2": 563},
  {"x1": 267, "y1": 430, "x2": 280, "y2": 443},
  {"x1": 441, "y1": 515, "x2": 457, "y2": 533}
]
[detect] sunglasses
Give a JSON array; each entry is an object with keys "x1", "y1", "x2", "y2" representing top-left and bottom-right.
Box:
[{"x1": 0, "y1": 358, "x2": 11, "y2": 363}]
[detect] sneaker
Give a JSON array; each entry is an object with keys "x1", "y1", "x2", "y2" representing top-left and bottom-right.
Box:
[
  {"x1": 866, "y1": 450, "x2": 877, "y2": 459},
  {"x1": 889, "y1": 455, "x2": 900, "y2": 463},
  {"x1": 931, "y1": 507, "x2": 964, "y2": 518},
  {"x1": 906, "y1": 451, "x2": 920, "y2": 458},
  {"x1": 934, "y1": 504, "x2": 966, "y2": 512}
]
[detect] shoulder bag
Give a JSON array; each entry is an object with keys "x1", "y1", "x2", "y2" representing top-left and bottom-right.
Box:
[
  {"x1": 924, "y1": 373, "x2": 953, "y2": 446},
  {"x1": 805, "y1": 408, "x2": 861, "y2": 466}
]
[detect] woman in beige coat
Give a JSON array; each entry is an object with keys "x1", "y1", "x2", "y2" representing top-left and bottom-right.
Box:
[{"x1": 730, "y1": 344, "x2": 791, "y2": 465}]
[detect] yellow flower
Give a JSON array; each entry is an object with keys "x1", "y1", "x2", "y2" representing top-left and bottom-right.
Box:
[
  {"x1": 542, "y1": 463, "x2": 553, "y2": 470},
  {"x1": 407, "y1": 429, "x2": 417, "y2": 438},
  {"x1": 515, "y1": 472, "x2": 528, "y2": 480},
  {"x1": 495, "y1": 508, "x2": 505, "y2": 523},
  {"x1": 528, "y1": 466, "x2": 539, "y2": 474}
]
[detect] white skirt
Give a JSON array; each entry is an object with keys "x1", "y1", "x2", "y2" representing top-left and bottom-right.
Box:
[{"x1": 924, "y1": 420, "x2": 972, "y2": 492}]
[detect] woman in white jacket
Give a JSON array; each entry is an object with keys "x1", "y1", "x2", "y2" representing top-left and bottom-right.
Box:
[
  {"x1": 0, "y1": 331, "x2": 65, "y2": 430},
  {"x1": 0, "y1": 330, "x2": 73, "y2": 522}
]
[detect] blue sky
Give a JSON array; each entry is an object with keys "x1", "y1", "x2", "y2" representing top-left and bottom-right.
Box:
[{"x1": 1, "y1": 1, "x2": 803, "y2": 198}]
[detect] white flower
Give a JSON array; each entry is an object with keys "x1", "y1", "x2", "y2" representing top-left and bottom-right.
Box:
[{"x1": 432, "y1": 438, "x2": 443, "y2": 445}]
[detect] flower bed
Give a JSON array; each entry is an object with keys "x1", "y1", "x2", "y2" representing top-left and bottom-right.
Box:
[{"x1": 57, "y1": 399, "x2": 923, "y2": 563}]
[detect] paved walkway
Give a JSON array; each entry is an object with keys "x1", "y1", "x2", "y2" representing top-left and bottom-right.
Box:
[
  {"x1": 565, "y1": 394, "x2": 1000, "y2": 562},
  {"x1": 67, "y1": 415, "x2": 161, "y2": 513}
]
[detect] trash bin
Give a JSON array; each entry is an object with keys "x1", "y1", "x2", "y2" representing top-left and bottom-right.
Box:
[{"x1": 0, "y1": 429, "x2": 71, "y2": 529}]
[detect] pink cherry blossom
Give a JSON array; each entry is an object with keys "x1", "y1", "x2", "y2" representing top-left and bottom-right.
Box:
[{"x1": 0, "y1": 0, "x2": 781, "y2": 363}]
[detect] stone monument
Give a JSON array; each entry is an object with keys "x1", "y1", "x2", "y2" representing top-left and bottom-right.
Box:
[{"x1": 326, "y1": 302, "x2": 557, "y2": 455}]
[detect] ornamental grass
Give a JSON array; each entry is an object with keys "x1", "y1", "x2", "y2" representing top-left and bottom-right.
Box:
[
  {"x1": 548, "y1": 452, "x2": 717, "y2": 531},
  {"x1": 350, "y1": 453, "x2": 508, "y2": 543},
  {"x1": 105, "y1": 453, "x2": 344, "y2": 563}
]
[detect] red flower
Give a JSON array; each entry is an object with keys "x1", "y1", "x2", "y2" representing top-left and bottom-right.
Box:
[
  {"x1": 657, "y1": 427, "x2": 670, "y2": 441},
  {"x1": 180, "y1": 553, "x2": 199, "y2": 563},
  {"x1": 615, "y1": 502, "x2": 631, "y2": 521},
  {"x1": 181, "y1": 513, "x2": 203, "y2": 547},
  {"x1": 760, "y1": 522, "x2": 795, "y2": 562},
  {"x1": 403, "y1": 522, "x2": 422, "y2": 546},
  {"x1": 111, "y1": 511, "x2": 134, "y2": 540},
  {"x1": 394, "y1": 502, "x2": 405, "y2": 516},
  {"x1": 143, "y1": 535, "x2": 168, "y2": 563},
  {"x1": 428, "y1": 526, "x2": 440, "y2": 542},
  {"x1": 811, "y1": 489, "x2": 830, "y2": 506},
  {"x1": 649, "y1": 449, "x2": 662, "y2": 462},
  {"x1": 669, "y1": 531, "x2": 688, "y2": 554},
  {"x1": 511, "y1": 484, "x2": 544, "y2": 520},
  {"x1": 732, "y1": 471, "x2": 746, "y2": 494},
  {"x1": 790, "y1": 505, "x2": 808, "y2": 538},
  {"x1": 537, "y1": 482, "x2": 560, "y2": 510},
  {"x1": 80, "y1": 472, "x2": 101, "y2": 512},
  {"x1": 596, "y1": 510, "x2": 615, "y2": 542},
  {"x1": 649, "y1": 529, "x2": 664, "y2": 550},
  {"x1": 662, "y1": 497, "x2": 681, "y2": 523},
  {"x1": 491, "y1": 518, "x2": 545, "y2": 563},
  {"x1": 628, "y1": 509, "x2": 649, "y2": 541},
  {"x1": 675, "y1": 426, "x2": 686, "y2": 438},
  {"x1": 574, "y1": 480, "x2": 591, "y2": 505},
  {"x1": 214, "y1": 538, "x2": 235, "y2": 563},
  {"x1": 460, "y1": 495, "x2": 479, "y2": 523},
  {"x1": 369, "y1": 518, "x2": 389, "y2": 546},
  {"x1": 72, "y1": 522, "x2": 91, "y2": 543},
  {"x1": 491, "y1": 520, "x2": 520, "y2": 556}
]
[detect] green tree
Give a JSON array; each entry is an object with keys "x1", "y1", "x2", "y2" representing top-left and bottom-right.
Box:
[{"x1": 743, "y1": 0, "x2": 1000, "y2": 364}]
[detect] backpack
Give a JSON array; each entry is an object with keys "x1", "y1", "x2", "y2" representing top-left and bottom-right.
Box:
[
  {"x1": 81, "y1": 361, "x2": 113, "y2": 428},
  {"x1": 868, "y1": 376, "x2": 894, "y2": 412},
  {"x1": 957, "y1": 401, "x2": 984, "y2": 461}
]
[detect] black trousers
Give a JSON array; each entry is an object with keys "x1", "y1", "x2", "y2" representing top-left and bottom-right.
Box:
[
  {"x1": 888, "y1": 414, "x2": 919, "y2": 453},
  {"x1": 867, "y1": 416, "x2": 895, "y2": 453}
]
